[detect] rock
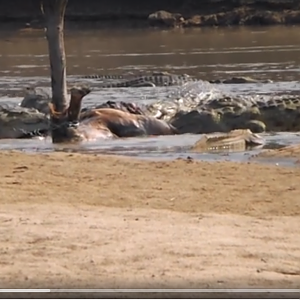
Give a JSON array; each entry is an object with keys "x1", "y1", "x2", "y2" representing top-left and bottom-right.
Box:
[
  {"x1": 200, "y1": 14, "x2": 218, "y2": 26},
  {"x1": 243, "y1": 11, "x2": 283, "y2": 26},
  {"x1": 185, "y1": 15, "x2": 202, "y2": 27},
  {"x1": 285, "y1": 11, "x2": 300, "y2": 24},
  {"x1": 148, "y1": 10, "x2": 184, "y2": 28},
  {"x1": 217, "y1": 9, "x2": 246, "y2": 26}
]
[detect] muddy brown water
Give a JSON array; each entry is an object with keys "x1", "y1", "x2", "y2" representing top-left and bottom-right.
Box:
[{"x1": 0, "y1": 26, "x2": 300, "y2": 165}]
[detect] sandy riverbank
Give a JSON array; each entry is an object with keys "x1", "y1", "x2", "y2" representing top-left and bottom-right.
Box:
[
  {"x1": 0, "y1": 150, "x2": 299, "y2": 293},
  {"x1": 256, "y1": 144, "x2": 300, "y2": 161}
]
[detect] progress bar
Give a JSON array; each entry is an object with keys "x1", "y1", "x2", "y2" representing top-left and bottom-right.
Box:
[{"x1": 0, "y1": 289, "x2": 299, "y2": 293}]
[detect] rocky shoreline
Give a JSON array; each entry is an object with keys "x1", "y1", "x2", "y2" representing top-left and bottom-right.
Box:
[{"x1": 1, "y1": 0, "x2": 300, "y2": 29}]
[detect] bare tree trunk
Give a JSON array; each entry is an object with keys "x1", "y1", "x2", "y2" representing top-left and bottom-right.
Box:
[{"x1": 41, "y1": 0, "x2": 68, "y2": 143}]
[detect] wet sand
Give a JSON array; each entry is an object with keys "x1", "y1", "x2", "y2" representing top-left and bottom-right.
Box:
[
  {"x1": 0, "y1": 151, "x2": 299, "y2": 290},
  {"x1": 257, "y1": 144, "x2": 300, "y2": 160}
]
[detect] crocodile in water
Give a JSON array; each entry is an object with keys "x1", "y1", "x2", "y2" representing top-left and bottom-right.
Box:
[
  {"x1": 0, "y1": 105, "x2": 49, "y2": 139},
  {"x1": 78, "y1": 72, "x2": 197, "y2": 87},
  {"x1": 190, "y1": 129, "x2": 265, "y2": 153},
  {"x1": 18, "y1": 85, "x2": 300, "y2": 137},
  {"x1": 169, "y1": 94, "x2": 300, "y2": 134},
  {"x1": 80, "y1": 73, "x2": 272, "y2": 85}
]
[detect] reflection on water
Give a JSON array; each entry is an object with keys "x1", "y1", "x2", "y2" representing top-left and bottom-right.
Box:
[
  {"x1": 0, "y1": 26, "x2": 300, "y2": 163},
  {"x1": 1, "y1": 27, "x2": 300, "y2": 80},
  {"x1": 1, "y1": 26, "x2": 300, "y2": 97},
  {"x1": 0, "y1": 26, "x2": 300, "y2": 98}
]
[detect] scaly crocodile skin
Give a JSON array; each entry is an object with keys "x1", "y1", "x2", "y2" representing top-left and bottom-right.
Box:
[{"x1": 79, "y1": 72, "x2": 197, "y2": 87}]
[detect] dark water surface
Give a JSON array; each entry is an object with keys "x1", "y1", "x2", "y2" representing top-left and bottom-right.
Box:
[
  {"x1": 0, "y1": 26, "x2": 300, "y2": 163},
  {"x1": 1, "y1": 26, "x2": 300, "y2": 80}
]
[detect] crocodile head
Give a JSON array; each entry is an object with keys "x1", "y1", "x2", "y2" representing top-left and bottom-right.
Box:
[
  {"x1": 48, "y1": 85, "x2": 91, "y2": 143},
  {"x1": 191, "y1": 129, "x2": 265, "y2": 153},
  {"x1": 20, "y1": 86, "x2": 52, "y2": 115},
  {"x1": 241, "y1": 129, "x2": 265, "y2": 146},
  {"x1": 0, "y1": 105, "x2": 50, "y2": 139},
  {"x1": 21, "y1": 86, "x2": 72, "y2": 115}
]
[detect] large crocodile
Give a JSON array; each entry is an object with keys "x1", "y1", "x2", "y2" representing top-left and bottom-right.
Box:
[
  {"x1": 169, "y1": 94, "x2": 300, "y2": 134},
  {"x1": 190, "y1": 129, "x2": 265, "y2": 153},
  {"x1": 0, "y1": 105, "x2": 49, "y2": 139},
  {"x1": 79, "y1": 73, "x2": 272, "y2": 85},
  {"x1": 77, "y1": 72, "x2": 198, "y2": 87}
]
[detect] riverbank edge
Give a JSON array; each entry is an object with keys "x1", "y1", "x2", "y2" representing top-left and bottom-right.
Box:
[{"x1": 2, "y1": 1, "x2": 300, "y2": 30}]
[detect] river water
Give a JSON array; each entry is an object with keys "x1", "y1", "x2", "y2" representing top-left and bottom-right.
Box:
[{"x1": 0, "y1": 26, "x2": 300, "y2": 164}]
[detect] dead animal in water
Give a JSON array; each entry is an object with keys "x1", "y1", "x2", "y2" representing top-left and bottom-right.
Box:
[
  {"x1": 49, "y1": 85, "x2": 115, "y2": 142},
  {"x1": 80, "y1": 108, "x2": 178, "y2": 138},
  {"x1": 48, "y1": 85, "x2": 177, "y2": 142}
]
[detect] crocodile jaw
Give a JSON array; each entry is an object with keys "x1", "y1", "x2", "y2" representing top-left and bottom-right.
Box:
[
  {"x1": 245, "y1": 133, "x2": 265, "y2": 146},
  {"x1": 191, "y1": 129, "x2": 265, "y2": 152},
  {"x1": 0, "y1": 121, "x2": 49, "y2": 139}
]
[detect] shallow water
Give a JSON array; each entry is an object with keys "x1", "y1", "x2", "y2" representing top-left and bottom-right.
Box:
[
  {"x1": 0, "y1": 26, "x2": 300, "y2": 163},
  {"x1": 0, "y1": 132, "x2": 299, "y2": 167}
]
